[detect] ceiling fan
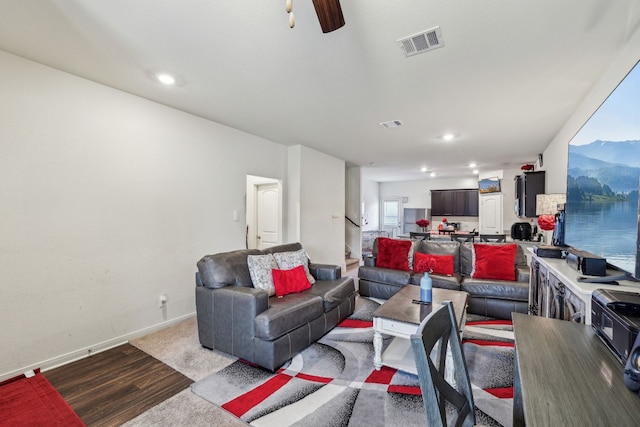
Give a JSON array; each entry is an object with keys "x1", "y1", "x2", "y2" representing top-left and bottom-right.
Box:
[
  {"x1": 286, "y1": 0, "x2": 345, "y2": 33},
  {"x1": 312, "y1": 0, "x2": 345, "y2": 33}
]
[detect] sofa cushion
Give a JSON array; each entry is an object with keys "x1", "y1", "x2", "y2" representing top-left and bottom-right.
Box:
[
  {"x1": 273, "y1": 249, "x2": 316, "y2": 285},
  {"x1": 247, "y1": 254, "x2": 278, "y2": 296},
  {"x1": 414, "y1": 252, "x2": 455, "y2": 276},
  {"x1": 461, "y1": 279, "x2": 529, "y2": 301},
  {"x1": 472, "y1": 243, "x2": 517, "y2": 281},
  {"x1": 410, "y1": 273, "x2": 461, "y2": 291},
  {"x1": 376, "y1": 238, "x2": 412, "y2": 271},
  {"x1": 358, "y1": 265, "x2": 412, "y2": 286},
  {"x1": 303, "y1": 278, "x2": 355, "y2": 311},
  {"x1": 197, "y1": 249, "x2": 261, "y2": 289},
  {"x1": 254, "y1": 293, "x2": 324, "y2": 340},
  {"x1": 272, "y1": 265, "x2": 312, "y2": 297},
  {"x1": 459, "y1": 243, "x2": 474, "y2": 275}
]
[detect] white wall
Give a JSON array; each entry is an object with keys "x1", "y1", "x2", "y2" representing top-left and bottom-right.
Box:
[
  {"x1": 543, "y1": 25, "x2": 640, "y2": 192},
  {"x1": 287, "y1": 145, "x2": 345, "y2": 267},
  {"x1": 0, "y1": 51, "x2": 288, "y2": 379},
  {"x1": 361, "y1": 179, "x2": 379, "y2": 231},
  {"x1": 378, "y1": 177, "x2": 480, "y2": 232},
  {"x1": 345, "y1": 166, "x2": 361, "y2": 259}
]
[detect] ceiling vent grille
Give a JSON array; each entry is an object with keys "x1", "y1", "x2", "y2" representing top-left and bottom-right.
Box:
[
  {"x1": 398, "y1": 26, "x2": 444, "y2": 57},
  {"x1": 380, "y1": 120, "x2": 404, "y2": 128}
]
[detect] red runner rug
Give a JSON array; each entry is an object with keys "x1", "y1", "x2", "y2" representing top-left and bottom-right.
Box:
[{"x1": 0, "y1": 369, "x2": 85, "y2": 426}]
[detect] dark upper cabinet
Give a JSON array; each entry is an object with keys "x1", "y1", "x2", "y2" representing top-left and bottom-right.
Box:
[
  {"x1": 466, "y1": 190, "x2": 479, "y2": 216},
  {"x1": 431, "y1": 189, "x2": 479, "y2": 217},
  {"x1": 431, "y1": 191, "x2": 444, "y2": 215},
  {"x1": 515, "y1": 171, "x2": 545, "y2": 217}
]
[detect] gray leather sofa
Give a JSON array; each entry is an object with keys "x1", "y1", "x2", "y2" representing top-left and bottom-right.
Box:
[
  {"x1": 358, "y1": 239, "x2": 529, "y2": 319},
  {"x1": 195, "y1": 243, "x2": 356, "y2": 371}
]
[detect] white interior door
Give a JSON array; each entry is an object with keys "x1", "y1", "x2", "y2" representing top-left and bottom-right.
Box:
[
  {"x1": 480, "y1": 193, "x2": 504, "y2": 235},
  {"x1": 380, "y1": 197, "x2": 403, "y2": 237},
  {"x1": 257, "y1": 183, "x2": 280, "y2": 249}
]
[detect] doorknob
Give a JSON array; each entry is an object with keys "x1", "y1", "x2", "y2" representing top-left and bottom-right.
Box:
[{"x1": 257, "y1": 235, "x2": 261, "y2": 240}]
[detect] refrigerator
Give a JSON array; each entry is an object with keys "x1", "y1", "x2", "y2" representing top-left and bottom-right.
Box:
[{"x1": 403, "y1": 208, "x2": 429, "y2": 234}]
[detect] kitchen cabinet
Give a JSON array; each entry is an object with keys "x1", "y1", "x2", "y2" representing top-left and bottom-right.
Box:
[{"x1": 431, "y1": 189, "x2": 479, "y2": 216}]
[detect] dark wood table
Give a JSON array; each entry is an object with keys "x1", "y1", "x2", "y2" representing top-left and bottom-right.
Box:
[
  {"x1": 513, "y1": 313, "x2": 640, "y2": 426},
  {"x1": 372, "y1": 286, "x2": 468, "y2": 374}
]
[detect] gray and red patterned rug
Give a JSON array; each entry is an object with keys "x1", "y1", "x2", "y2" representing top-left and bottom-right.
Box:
[{"x1": 191, "y1": 297, "x2": 514, "y2": 427}]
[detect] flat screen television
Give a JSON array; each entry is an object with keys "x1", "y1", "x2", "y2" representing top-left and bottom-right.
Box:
[{"x1": 564, "y1": 60, "x2": 640, "y2": 281}]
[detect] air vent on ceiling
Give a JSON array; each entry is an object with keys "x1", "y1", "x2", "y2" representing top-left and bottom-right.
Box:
[
  {"x1": 380, "y1": 120, "x2": 404, "y2": 128},
  {"x1": 398, "y1": 26, "x2": 444, "y2": 57}
]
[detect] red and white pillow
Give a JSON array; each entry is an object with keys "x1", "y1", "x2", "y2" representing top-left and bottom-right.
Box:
[{"x1": 413, "y1": 252, "x2": 455, "y2": 276}]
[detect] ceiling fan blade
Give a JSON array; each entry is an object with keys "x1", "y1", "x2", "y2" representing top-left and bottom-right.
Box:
[{"x1": 312, "y1": 0, "x2": 345, "y2": 33}]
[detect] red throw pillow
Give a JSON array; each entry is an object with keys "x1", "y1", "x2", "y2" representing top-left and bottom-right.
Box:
[
  {"x1": 376, "y1": 238, "x2": 412, "y2": 271},
  {"x1": 271, "y1": 265, "x2": 312, "y2": 297},
  {"x1": 472, "y1": 243, "x2": 517, "y2": 281},
  {"x1": 414, "y1": 252, "x2": 455, "y2": 276}
]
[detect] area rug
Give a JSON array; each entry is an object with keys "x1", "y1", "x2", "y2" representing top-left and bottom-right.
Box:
[
  {"x1": 0, "y1": 369, "x2": 85, "y2": 426},
  {"x1": 191, "y1": 297, "x2": 514, "y2": 427}
]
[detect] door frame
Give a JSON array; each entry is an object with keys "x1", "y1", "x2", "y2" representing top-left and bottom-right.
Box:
[
  {"x1": 246, "y1": 175, "x2": 283, "y2": 249},
  {"x1": 380, "y1": 196, "x2": 403, "y2": 238}
]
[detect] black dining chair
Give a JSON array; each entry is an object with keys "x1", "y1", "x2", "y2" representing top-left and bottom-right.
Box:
[
  {"x1": 410, "y1": 301, "x2": 476, "y2": 427},
  {"x1": 451, "y1": 233, "x2": 475, "y2": 243},
  {"x1": 479, "y1": 234, "x2": 506, "y2": 243}
]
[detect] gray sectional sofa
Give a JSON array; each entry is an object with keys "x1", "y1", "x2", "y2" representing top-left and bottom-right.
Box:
[
  {"x1": 358, "y1": 239, "x2": 529, "y2": 319},
  {"x1": 195, "y1": 243, "x2": 356, "y2": 371}
]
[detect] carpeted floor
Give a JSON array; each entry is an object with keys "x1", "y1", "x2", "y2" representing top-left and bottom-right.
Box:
[{"x1": 127, "y1": 294, "x2": 513, "y2": 427}]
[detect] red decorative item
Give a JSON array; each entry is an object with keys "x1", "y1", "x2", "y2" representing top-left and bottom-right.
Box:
[
  {"x1": 538, "y1": 214, "x2": 555, "y2": 231},
  {"x1": 376, "y1": 238, "x2": 411, "y2": 271},
  {"x1": 414, "y1": 252, "x2": 454, "y2": 276},
  {"x1": 416, "y1": 219, "x2": 430, "y2": 231},
  {"x1": 272, "y1": 265, "x2": 312, "y2": 297},
  {"x1": 521, "y1": 164, "x2": 534, "y2": 171},
  {"x1": 472, "y1": 243, "x2": 517, "y2": 281}
]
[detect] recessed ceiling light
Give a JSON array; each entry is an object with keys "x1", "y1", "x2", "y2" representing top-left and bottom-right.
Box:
[
  {"x1": 473, "y1": 169, "x2": 479, "y2": 174},
  {"x1": 430, "y1": 172, "x2": 436, "y2": 177},
  {"x1": 420, "y1": 167, "x2": 428, "y2": 173},
  {"x1": 468, "y1": 162, "x2": 477, "y2": 168},
  {"x1": 157, "y1": 73, "x2": 176, "y2": 85},
  {"x1": 441, "y1": 133, "x2": 456, "y2": 141}
]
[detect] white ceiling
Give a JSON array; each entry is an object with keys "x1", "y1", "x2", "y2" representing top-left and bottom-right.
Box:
[{"x1": 1, "y1": 1, "x2": 639, "y2": 181}]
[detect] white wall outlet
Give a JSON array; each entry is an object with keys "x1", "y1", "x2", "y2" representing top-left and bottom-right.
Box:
[{"x1": 159, "y1": 293, "x2": 168, "y2": 308}]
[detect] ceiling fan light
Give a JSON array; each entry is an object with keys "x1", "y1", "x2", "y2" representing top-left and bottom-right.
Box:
[{"x1": 312, "y1": 0, "x2": 345, "y2": 33}]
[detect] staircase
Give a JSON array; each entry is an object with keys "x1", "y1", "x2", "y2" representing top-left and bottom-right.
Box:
[{"x1": 345, "y1": 250, "x2": 360, "y2": 271}]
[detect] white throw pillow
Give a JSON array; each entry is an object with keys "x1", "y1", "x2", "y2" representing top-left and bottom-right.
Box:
[
  {"x1": 273, "y1": 249, "x2": 316, "y2": 285},
  {"x1": 247, "y1": 254, "x2": 278, "y2": 296}
]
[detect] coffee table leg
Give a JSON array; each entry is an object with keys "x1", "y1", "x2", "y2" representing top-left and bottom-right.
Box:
[{"x1": 373, "y1": 330, "x2": 382, "y2": 370}]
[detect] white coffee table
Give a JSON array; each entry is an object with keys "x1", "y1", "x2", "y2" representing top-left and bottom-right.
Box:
[{"x1": 372, "y1": 286, "x2": 468, "y2": 374}]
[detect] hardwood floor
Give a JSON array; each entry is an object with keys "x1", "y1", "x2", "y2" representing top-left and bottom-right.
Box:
[{"x1": 44, "y1": 343, "x2": 193, "y2": 426}]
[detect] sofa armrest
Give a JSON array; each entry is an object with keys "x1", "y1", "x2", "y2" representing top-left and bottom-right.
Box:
[
  {"x1": 363, "y1": 256, "x2": 376, "y2": 267},
  {"x1": 309, "y1": 263, "x2": 341, "y2": 280},
  {"x1": 196, "y1": 285, "x2": 269, "y2": 360}
]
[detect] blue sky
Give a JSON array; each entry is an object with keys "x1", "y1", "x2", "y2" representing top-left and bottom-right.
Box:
[{"x1": 570, "y1": 60, "x2": 640, "y2": 146}]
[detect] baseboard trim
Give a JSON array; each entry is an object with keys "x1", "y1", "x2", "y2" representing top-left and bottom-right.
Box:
[{"x1": 0, "y1": 312, "x2": 196, "y2": 382}]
